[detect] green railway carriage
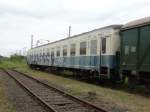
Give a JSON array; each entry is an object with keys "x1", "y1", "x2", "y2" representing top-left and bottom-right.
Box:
[{"x1": 120, "y1": 17, "x2": 150, "y2": 86}]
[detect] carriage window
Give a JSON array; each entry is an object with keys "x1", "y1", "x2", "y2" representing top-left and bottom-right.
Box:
[
  {"x1": 47, "y1": 52, "x2": 50, "y2": 57},
  {"x1": 90, "y1": 40, "x2": 97, "y2": 55},
  {"x1": 80, "y1": 42, "x2": 86, "y2": 55},
  {"x1": 51, "y1": 51, "x2": 54, "y2": 57},
  {"x1": 70, "y1": 44, "x2": 76, "y2": 56},
  {"x1": 102, "y1": 38, "x2": 106, "y2": 53},
  {"x1": 37, "y1": 54, "x2": 39, "y2": 59},
  {"x1": 63, "y1": 45, "x2": 67, "y2": 56},
  {"x1": 125, "y1": 46, "x2": 129, "y2": 55},
  {"x1": 56, "y1": 47, "x2": 60, "y2": 57},
  {"x1": 51, "y1": 48, "x2": 54, "y2": 56}
]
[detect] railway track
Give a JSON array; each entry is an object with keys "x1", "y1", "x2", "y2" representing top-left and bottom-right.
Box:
[{"x1": 3, "y1": 69, "x2": 108, "y2": 112}]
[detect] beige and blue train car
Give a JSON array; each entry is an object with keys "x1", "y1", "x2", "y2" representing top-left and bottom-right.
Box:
[{"x1": 27, "y1": 25, "x2": 122, "y2": 80}]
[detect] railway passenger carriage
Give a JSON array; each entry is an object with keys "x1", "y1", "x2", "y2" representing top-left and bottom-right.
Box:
[
  {"x1": 27, "y1": 25, "x2": 122, "y2": 81},
  {"x1": 27, "y1": 16, "x2": 150, "y2": 87}
]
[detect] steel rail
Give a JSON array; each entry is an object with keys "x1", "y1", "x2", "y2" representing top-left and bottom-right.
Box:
[
  {"x1": 3, "y1": 69, "x2": 58, "y2": 112},
  {"x1": 4, "y1": 69, "x2": 108, "y2": 112},
  {"x1": 13, "y1": 69, "x2": 108, "y2": 112}
]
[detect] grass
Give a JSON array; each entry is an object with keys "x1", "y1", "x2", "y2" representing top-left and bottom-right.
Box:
[
  {"x1": 0, "y1": 78, "x2": 16, "y2": 112},
  {"x1": 0, "y1": 55, "x2": 27, "y2": 69}
]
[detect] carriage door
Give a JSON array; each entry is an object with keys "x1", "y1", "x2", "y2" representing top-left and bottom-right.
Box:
[
  {"x1": 90, "y1": 40, "x2": 97, "y2": 67},
  {"x1": 100, "y1": 37, "x2": 106, "y2": 66},
  {"x1": 102, "y1": 38, "x2": 106, "y2": 54},
  {"x1": 51, "y1": 51, "x2": 54, "y2": 66},
  {"x1": 100, "y1": 37, "x2": 107, "y2": 75}
]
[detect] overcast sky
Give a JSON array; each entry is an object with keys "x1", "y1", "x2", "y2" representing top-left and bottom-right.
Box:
[{"x1": 0, "y1": 0, "x2": 150, "y2": 56}]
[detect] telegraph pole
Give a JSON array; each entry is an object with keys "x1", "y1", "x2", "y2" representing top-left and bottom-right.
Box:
[
  {"x1": 36, "y1": 40, "x2": 40, "y2": 47},
  {"x1": 31, "y1": 34, "x2": 33, "y2": 49},
  {"x1": 68, "y1": 26, "x2": 71, "y2": 37}
]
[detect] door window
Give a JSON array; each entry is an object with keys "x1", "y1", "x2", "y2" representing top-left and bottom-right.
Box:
[
  {"x1": 90, "y1": 40, "x2": 97, "y2": 55},
  {"x1": 80, "y1": 42, "x2": 86, "y2": 55},
  {"x1": 102, "y1": 38, "x2": 106, "y2": 53},
  {"x1": 56, "y1": 47, "x2": 60, "y2": 57},
  {"x1": 63, "y1": 45, "x2": 67, "y2": 56},
  {"x1": 70, "y1": 44, "x2": 76, "y2": 56}
]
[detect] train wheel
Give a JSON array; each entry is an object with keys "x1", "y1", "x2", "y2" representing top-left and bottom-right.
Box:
[
  {"x1": 128, "y1": 76, "x2": 138, "y2": 89},
  {"x1": 119, "y1": 75, "x2": 126, "y2": 85},
  {"x1": 110, "y1": 70, "x2": 119, "y2": 84},
  {"x1": 145, "y1": 83, "x2": 150, "y2": 91}
]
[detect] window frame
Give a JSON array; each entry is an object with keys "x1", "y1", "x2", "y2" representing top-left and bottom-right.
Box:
[
  {"x1": 63, "y1": 45, "x2": 67, "y2": 57},
  {"x1": 56, "y1": 47, "x2": 60, "y2": 57},
  {"x1": 70, "y1": 43, "x2": 76, "y2": 56},
  {"x1": 80, "y1": 41, "x2": 87, "y2": 55},
  {"x1": 51, "y1": 48, "x2": 55, "y2": 57},
  {"x1": 90, "y1": 40, "x2": 97, "y2": 55},
  {"x1": 51, "y1": 51, "x2": 54, "y2": 57},
  {"x1": 102, "y1": 38, "x2": 106, "y2": 54}
]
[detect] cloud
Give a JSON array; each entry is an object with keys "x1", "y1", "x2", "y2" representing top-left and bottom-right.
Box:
[{"x1": 0, "y1": 0, "x2": 150, "y2": 56}]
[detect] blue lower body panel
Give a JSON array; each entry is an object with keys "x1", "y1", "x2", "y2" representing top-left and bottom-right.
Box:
[
  {"x1": 28, "y1": 55, "x2": 117, "y2": 79},
  {"x1": 29, "y1": 55, "x2": 117, "y2": 71},
  {"x1": 49, "y1": 55, "x2": 117, "y2": 71}
]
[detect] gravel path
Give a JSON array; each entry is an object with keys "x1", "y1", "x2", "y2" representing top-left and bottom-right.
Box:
[{"x1": 0, "y1": 70, "x2": 48, "y2": 112}]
